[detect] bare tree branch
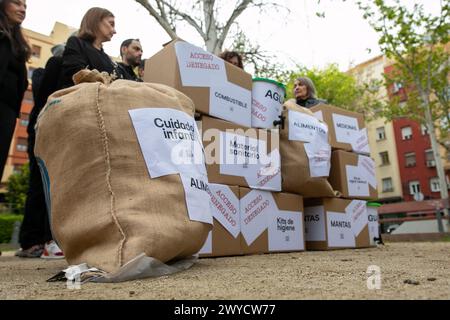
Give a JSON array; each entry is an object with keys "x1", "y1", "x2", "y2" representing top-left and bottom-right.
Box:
[
  {"x1": 217, "y1": 0, "x2": 253, "y2": 51},
  {"x1": 159, "y1": 0, "x2": 206, "y2": 39},
  {"x1": 135, "y1": 0, "x2": 178, "y2": 39}
]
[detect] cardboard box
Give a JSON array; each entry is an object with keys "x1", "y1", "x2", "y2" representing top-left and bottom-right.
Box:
[
  {"x1": 310, "y1": 104, "x2": 370, "y2": 154},
  {"x1": 199, "y1": 115, "x2": 281, "y2": 192},
  {"x1": 304, "y1": 198, "x2": 371, "y2": 250},
  {"x1": 280, "y1": 101, "x2": 335, "y2": 198},
  {"x1": 144, "y1": 39, "x2": 252, "y2": 127},
  {"x1": 329, "y1": 150, "x2": 378, "y2": 200},
  {"x1": 240, "y1": 188, "x2": 305, "y2": 255},
  {"x1": 199, "y1": 184, "x2": 242, "y2": 257},
  {"x1": 367, "y1": 204, "x2": 380, "y2": 246}
]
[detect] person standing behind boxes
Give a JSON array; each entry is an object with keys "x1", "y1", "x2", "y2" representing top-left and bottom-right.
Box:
[
  {"x1": 116, "y1": 38, "x2": 143, "y2": 82},
  {"x1": 138, "y1": 58, "x2": 146, "y2": 80},
  {"x1": 293, "y1": 77, "x2": 327, "y2": 108},
  {"x1": 0, "y1": 0, "x2": 30, "y2": 185},
  {"x1": 219, "y1": 50, "x2": 244, "y2": 69},
  {"x1": 16, "y1": 44, "x2": 66, "y2": 259},
  {"x1": 59, "y1": 7, "x2": 118, "y2": 88}
]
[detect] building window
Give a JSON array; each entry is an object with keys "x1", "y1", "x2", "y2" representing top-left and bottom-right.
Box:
[
  {"x1": 376, "y1": 127, "x2": 386, "y2": 141},
  {"x1": 425, "y1": 149, "x2": 435, "y2": 167},
  {"x1": 409, "y1": 181, "x2": 421, "y2": 195},
  {"x1": 401, "y1": 126, "x2": 412, "y2": 140},
  {"x1": 20, "y1": 113, "x2": 29, "y2": 127},
  {"x1": 382, "y1": 178, "x2": 394, "y2": 192},
  {"x1": 430, "y1": 178, "x2": 441, "y2": 192},
  {"x1": 405, "y1": 152, "x2": 416, "y2": 167},
  {"x1": 379, "y1": 151, "x2": 390, "y2": 166},
  {"x1": 16, "y1": 138, "x2": 27, "y2": 152},
  {"x1": 13, "y1": 165, "x2": 23, "y2": 174},
  {"x1": 31, "y1": 45, "x2": 41, "y2": 58},
  {"x1": 421, "y1": 124, "x2": 429, "y2": 135}
]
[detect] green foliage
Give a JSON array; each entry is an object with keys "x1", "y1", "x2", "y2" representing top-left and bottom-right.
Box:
[
  {"x1": 5, "y1": 163, "x2": 29, "y2": 215},
  {"x1": 0, "y1": 214, "x2": 23, "y2": 243},
  {"x1": 357, "y1": 0, "x2": 450, "y2": 150},
  {"x1": 283, "y1": 64, "x2": 382, "y2": 118},
  {"x1": 230, "y1": 31, "x2": 291, "y2": 81}
]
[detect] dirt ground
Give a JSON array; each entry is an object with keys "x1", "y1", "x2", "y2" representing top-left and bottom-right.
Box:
[{"x1": 0, "y1": 242, "x2": 449, "y2": 300}]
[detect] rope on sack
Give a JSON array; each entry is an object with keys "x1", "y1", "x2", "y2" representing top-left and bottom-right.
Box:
[{"x1": 94, "y1": 82, "x2": 127, "y2": 267}]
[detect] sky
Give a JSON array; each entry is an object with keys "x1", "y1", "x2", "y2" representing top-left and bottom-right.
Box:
[{"x1": 21, "y1": 0, "x2": 442, "y2": 72}]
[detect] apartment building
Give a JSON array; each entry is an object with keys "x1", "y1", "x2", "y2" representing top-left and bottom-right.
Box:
[{"x1": 348, "y1": 56, "x2": 403, "y2": 203}]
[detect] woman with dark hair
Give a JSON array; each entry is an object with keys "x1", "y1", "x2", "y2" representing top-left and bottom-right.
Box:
[
  {"x1": 59, "y1": 7, "x2": 117, "y2": 88},
  {"x1": 219, "y1": 50, "x2": 244, "y2": 69},
  {"x1": 0, "y1": 0, "x2": 30, "y2": 181},
  {"x1": 293, "y1": 77, "x2": 327, "y2": 108}
]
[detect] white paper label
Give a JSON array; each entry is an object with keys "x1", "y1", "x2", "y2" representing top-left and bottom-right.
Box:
[
  {"x1": 346, "y1": 165, "x2": 370, "y2": 197},
  {"x1": 129, "y1": 108, "x2": 205, "y2": 178},
  {"x1": 314, "y1": 110, "x2": 324, "y2": 121},
  {"x1": 129, "y1": 108, "x2": 212, "y2": 225},
  {"x1": 219, "y1": 132, "x2": 281, "y2": 191},
  {"x1": 358, "y1": 156, "x2": 377, "y2": 188},
  {"x1": 180, "y1": 174, "x2": 213, "y2": 225},
  {"x1": 240, "y1": 190, "x2": 275, "y2": 246},
  {"x1": 287, "y1": 110, "x2": 331, "y2": 177},
  {"x1": 304, "y1": 206, "x2": 326, "y2": 241},
  {"x1": 367, "y1": 207, "x2": 379, "y2": 246},
  {"x1": 288, "y1": 110, "x2": 328, "y2": 143},
  {"x1": 207, "y1": 184, "x2": 240, "y2": 238},
  {"x1": 268, "y1": 210, "x2": 304, "y2": 252},
  {"x1": 251, "y1": 81, "x2": 284, "y2": 129},
  {"x1": 175, "y1": 42, "x2": 226, "y2": 87},
  {"x1": 210, "y1": 82, "x2": 252, "y2": 127},
  {"x1": 303, "y1": 136, "x2": 331, "y2": 178},
  {"x1": 333, "y1": 114, "x2": 360, "y2": 145},
  {"x1": 198, "y1": 230, "x2": 212, "y2": 254},
  {"x1": 346, "y1": 200, "x2": 368, "y2": 237},
  {"x1": 351, "y1": 128, "x2": 370, "y2": 154},
  {"x1": 327, "y1": 211, "x2": 356, "y2": 248}
]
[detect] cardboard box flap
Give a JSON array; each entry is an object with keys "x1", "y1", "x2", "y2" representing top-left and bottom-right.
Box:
[{"x1": 329, "y1": 150, "x2": 377, "y2": 199}]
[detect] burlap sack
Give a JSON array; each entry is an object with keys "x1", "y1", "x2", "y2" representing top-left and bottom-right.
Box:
[
  {"x1": 280, "y1": 100, "x2": 337, "y2": 198},
  {"x1": 34, "y1": 70, "x2": 211, "y2": 274}
]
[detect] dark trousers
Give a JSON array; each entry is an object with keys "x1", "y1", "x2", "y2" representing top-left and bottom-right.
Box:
[
  {"x1": 18, "y1": 130, "x2": 52, "y2": 249},
  {"x1": 0, "y1": 105, "x2": 17, "y2": 179}
]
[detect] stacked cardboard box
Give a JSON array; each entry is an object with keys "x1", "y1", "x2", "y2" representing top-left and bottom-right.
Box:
[
  {"x1": 196, "y1": 116, "x2": 306, "y2": 257},
  {"x1": 144, "y1": 39, "x2": 253, "y2": 127},
  {"x1": 145, "y1": 39, "x2": 305, "y2": 257},
  {"x1": 302, "y1": 104, "x2": 379, "y2": 249},
  {"x1": 304, "y1": 198, "x2": 370, "y2": 250},
  {"x1": 199, "y1": 185, "x2": 305, "y2": 257}
]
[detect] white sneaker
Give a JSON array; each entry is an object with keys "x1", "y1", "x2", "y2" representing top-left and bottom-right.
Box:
[{"x1": 40, "y1": 241, "x2": 65, "y2": 259}]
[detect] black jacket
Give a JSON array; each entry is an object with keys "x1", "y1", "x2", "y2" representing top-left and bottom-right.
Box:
[
  {"x1": 296, "y1": 97, "x2": 327, "y2": 109},
  {"x1": 0, "y1": 31, "x2": 28, "y2": 117},
  {"x1": 116, "y1": 62, "x2": 142, "y2": 82},
  {"x1": 28, "y1": 56, "x2": 63, "y2": 137},
  {"x1": 59, "y1": 36, "x2": 117, "y2": 88}
]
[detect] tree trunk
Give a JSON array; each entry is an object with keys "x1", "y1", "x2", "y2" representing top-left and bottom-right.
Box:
[
  {"x1": 421, "y1": 90, "x2": 450, "y2": 231},
  {"x1": 203, "y1": 0, "x2": 220, "y2": 54}
]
